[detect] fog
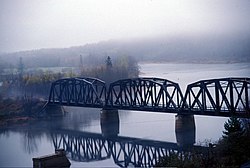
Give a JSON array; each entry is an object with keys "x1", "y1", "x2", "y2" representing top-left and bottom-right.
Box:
[{"x1": 1, "y1": 0, "x2": 250, "y2": 53}]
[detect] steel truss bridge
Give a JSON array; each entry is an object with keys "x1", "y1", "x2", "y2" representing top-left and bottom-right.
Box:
[
  {"x1": 48, "y1": 77, "x2": 250, "y2": 117},
  {"x1": 51, "y1": 130, "x2": 207, "y2": 167}
]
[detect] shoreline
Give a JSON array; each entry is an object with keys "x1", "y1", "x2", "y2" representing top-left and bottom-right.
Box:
[
  {"x1": 0, "y1": 98, "x2": 47, "y2": 127},
  {"x1": 0, "y1": 116, "x2": 36, "y2": 127},
  {"x1": 139, "y1": 61, "x2": 250, "y2": 65}
]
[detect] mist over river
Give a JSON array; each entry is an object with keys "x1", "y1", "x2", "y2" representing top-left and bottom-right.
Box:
[{"x1": 0, "y1": 63, "x2": 249, "y2": 167}]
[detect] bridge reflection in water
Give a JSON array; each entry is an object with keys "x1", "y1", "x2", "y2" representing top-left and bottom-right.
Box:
[{"x1": 51, "y1": 110, "x2": 202, "y2": 167}]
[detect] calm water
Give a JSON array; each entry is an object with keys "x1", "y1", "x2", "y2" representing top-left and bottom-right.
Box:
[{"x1": 0, "y1": 63, "x2": 249, "y2": 167}]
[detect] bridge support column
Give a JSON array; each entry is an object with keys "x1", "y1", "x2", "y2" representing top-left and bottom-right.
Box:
[
  {"x1": 100, "y1": 109, "x2": 120, "y2": 137},
  {"x1": 175, "y1": 114, "x2": 196, "y2": 147}
]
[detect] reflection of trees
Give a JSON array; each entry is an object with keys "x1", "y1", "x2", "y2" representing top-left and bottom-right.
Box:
[
  {"x1": 0, "y1": 108, "x2": 106, "y2": 156},
  {"x1": 22, "y1": 131, "x2": 42, "y2": 154},
  {"x1": 0, "y1": 129, "x2": 10, "y2": 138}
]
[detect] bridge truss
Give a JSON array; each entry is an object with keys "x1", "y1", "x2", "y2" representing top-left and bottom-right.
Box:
[
  {"x1": 48, "y1": 77, "x2": 106, "y2": 108},
  {"x1": 106, "y1": 78, "x2": 183, "y2": 112},
  {"x1": 48, "y1": 77, "x2": 250, "y2": 117},
  {"x1": 183, "y1": 78, "x2": 250, "y2": 117}
]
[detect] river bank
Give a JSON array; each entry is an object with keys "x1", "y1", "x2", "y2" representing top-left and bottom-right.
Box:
[{"x1": 0, "y1": 98, "x2": 46, "y2": 126}]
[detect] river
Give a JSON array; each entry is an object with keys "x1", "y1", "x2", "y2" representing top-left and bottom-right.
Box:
[{"x1": 0, "y1": 63, "x2": 249, "y2": 167}]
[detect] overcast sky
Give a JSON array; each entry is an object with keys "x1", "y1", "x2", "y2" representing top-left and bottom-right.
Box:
[{"x1": 0, "y1": 0, "x2": 250, "y2": 53}]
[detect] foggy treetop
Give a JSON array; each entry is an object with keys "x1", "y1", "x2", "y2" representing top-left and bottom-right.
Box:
[{"x1": 0, "y1": 34, "x2": 249, "y2": 69}]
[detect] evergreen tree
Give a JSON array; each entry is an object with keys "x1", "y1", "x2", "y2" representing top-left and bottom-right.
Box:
[
  {"x1": 79, "y1": 55, "x2": 84, "y2": 74},
  {"x1": 223, "y1": 117, "x2": 244, "y2": 137},
  {"x1": 106, "y1": 56, "x2": 112, "y2": 69},
  {"x1": 18, "y1": 57, "x2": 24, "y2": 77},
  {"x1": 0, "y1": 58, "x2": 4, "y2": 74}
]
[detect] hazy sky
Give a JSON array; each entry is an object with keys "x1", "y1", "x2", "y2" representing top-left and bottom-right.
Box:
[{"x1": 0, "y1": 0, "x2": 250, "y2": 53}]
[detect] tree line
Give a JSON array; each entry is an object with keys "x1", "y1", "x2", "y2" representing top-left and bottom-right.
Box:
[{"x1": 0, "y1": 55, "x2": 139, "y2": 99}]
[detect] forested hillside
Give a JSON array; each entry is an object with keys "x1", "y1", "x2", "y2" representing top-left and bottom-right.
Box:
[{"x1": 0, "y1": 33, "x2": 249, "y2": 69}]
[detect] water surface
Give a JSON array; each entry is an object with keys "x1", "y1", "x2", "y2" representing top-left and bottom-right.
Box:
[{"x1": 0, "y1": 63, "x2": 249, "y2": 167}]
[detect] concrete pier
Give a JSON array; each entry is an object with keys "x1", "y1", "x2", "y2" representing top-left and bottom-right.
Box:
[
  {"x1": 175, "y1": 114, "x2": 196, "y2": 147},
  {"x1": 100, "y1": 109, "x2": 120, "y2": 137}
]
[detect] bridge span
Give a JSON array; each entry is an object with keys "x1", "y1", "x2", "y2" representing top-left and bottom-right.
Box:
[{"x1": 48, "y1": 77, "x2": 250, "y2": 118}]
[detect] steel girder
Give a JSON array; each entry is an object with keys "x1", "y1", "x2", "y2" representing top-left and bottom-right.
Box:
[
  {"x1": 182, "y1": 78, "x2": 250, "y2": 117},
  {"x1": 48, "y1": 77, "x2": 106, "y2": 107},
  {"x1": 105, "y1": 78, "x2": 184, "y2": 112}
]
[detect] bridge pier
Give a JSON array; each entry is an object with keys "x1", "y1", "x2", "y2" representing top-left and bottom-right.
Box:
[
  {"x1": 175, "y1": 114, "x2": 196, "y2": 147},
  {"x1": 100, "y1": 109, "x2": 120, "y2": 137}
]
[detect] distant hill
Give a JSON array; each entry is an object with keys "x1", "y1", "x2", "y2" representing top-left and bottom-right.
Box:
[{"x1": 0, "y1": 33, "x2": 249, "y2": 68}]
